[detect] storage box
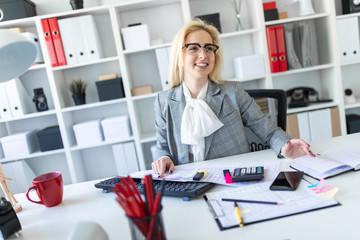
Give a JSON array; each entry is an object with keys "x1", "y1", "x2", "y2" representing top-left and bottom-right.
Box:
[
  {"x1": 121, "y1": 24, "x2": 150, "y2": 50},
  {"x1": 264, "y1": 8, "x2": 279, "y2": 21},
  {"x1": 195, "y1": 13, "x2": 221, "y2": 33},
  {"x1": 0, "y1": 0, "x2": 36, "y2": 22},
  {"x1": 131, "y1": 85, "x2": 153, "y2": 96},
  {"x1": 346, "y1": 114, "x2": 360, "y2": 134},
  {"x1": 36, "y1": 126, "x2": 63, "y2": 152},
  {"x1": 101, "y1": 115, "x2": 132, "y2": 141},
  {"x1": 233, "y1": 54, "x2": 265, "y2": 80},
  {"x1": 73, "y1": 119, "x2": 104, "y2": 146},
  {"x1": 0, "y1": 130, "x2": 39, "y2": 158},
  {"x1": 96, "y1": 78, "x2": 125, "y2": 101}
]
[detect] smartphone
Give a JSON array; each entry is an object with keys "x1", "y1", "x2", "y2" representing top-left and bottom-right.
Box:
[{"x1": 269, "y1": 171, "x2": 304, "y2": 191}]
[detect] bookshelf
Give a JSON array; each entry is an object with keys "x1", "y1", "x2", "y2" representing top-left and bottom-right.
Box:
[{"x1": 0, "y1": 0, "x2": 355, "y2": 189}]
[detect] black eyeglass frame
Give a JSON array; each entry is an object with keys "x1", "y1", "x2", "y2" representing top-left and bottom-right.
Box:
[{"x1": 182, "y1": 43, "x2": 219, "y2": 53}]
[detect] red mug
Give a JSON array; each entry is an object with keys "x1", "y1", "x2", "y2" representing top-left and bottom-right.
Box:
[{"x1": 26, "y1": 171, "x2": 63, "y2": 207}]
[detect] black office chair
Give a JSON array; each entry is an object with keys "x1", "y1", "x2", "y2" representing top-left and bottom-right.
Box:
[{"x1": 245, "y1": 89, "x2": 287, "y2": 152}]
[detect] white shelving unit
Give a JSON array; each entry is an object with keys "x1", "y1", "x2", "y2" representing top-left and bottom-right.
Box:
[
  {"x1": 0, "y1": 0, "x2": 354, "y2": 187},
  {"x1": 334, "y1": 1, "x2": 360, "y2": 121}
]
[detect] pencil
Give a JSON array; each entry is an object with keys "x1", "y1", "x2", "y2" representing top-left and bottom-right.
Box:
[
  {"x1": 234, "y1": 202, "x2": 244, "y2": 227},
  {"x1": 222, "y1": 198, "x2": 282, "y2": 205}
]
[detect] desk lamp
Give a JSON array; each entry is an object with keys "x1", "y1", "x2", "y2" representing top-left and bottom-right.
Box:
[
  {"x1": 0, "y1": 29, "x2": 37, "y2": 214},
  {"x1": 0, "y1": 29, "x2": 37, "y2": 82}
]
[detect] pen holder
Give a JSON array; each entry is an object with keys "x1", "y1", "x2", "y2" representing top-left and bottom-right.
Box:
[{"x1": 127, "y1": 207, "x2": 166, "y2": 240}]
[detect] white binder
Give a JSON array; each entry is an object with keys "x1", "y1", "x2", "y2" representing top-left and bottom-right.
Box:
[
  {"x1": 0, "y1": 82, "x2": 12, "y2": 119},
  {"x1": 112, "y1": 143, "x2": 128, "y2": 176},
  {"x1": 69, "y1": 16, "x2": 88, "y2": 63},
  {"x1": 4, "y1": 78, "x2": 32, "y2": 118},
  {"x1": 297, "y1": 112, "x2": 311, "y2": 142},
  {"x1": 123, "y1": 142, "x2": 139, "y2": 174},
  {"x1": 337, "y1": 17, "x2": 360, "y2": 62},
  {"x1": 155, "y1": 47, "x2": 170, "y2": 91},
  {"x1": 308, "y1": 108, "x2": 332, "y2": 141},
  {"x1": 58, "y1": 18, "x2": 78, "y2": 65},
  {"x1": 80, "y1": 15, "x2": 103, "y2": 62},
  {"x1": 112, "y1": 142, "x2": 139, "y2": 175}
]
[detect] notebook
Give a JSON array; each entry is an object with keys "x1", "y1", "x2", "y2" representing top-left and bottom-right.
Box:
[
  {"x1": 204, "y1": 181, "x2": 339, "y2": 230},
  {"x1": 290, "y1": 147, "x2": 360, "y2": 179}
]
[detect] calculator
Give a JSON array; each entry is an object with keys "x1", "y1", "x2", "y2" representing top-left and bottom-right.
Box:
[{"x1": 231, "y1": 166, "x2": 264, "y2": 182}]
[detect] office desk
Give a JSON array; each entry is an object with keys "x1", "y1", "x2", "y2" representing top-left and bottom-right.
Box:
[{"x1": 11, "y1": 133, "x2": 360, "y2": 240}]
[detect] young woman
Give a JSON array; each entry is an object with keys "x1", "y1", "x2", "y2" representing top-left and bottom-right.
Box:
[{"x1": 152, "y1": 19, "x2": 314, "y2": 177}]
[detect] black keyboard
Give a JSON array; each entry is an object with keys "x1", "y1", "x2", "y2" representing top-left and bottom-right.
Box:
[{"x1": 94, "y1": 177, "x2": 215, "y2": 198}]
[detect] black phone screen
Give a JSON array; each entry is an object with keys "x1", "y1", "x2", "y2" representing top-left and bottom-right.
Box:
[{"x1": 269, "y1": 171, "x2": 304, "y2": 191}]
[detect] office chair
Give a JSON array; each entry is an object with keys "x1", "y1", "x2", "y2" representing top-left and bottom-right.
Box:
[{"x1": 244, "y1": 89, "x2": 287, "y2": 152}]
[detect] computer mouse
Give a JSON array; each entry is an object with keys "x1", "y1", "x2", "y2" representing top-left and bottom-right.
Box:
[{"x1": 67, "y1": 221, "x2": 109, "y2": 240}]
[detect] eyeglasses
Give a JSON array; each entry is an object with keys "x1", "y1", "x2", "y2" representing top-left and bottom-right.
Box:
[{"x1": 182, "y1": 43, "x2": 219, "y2": 55}]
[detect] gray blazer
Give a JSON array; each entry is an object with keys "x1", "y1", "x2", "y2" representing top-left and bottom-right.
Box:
[{"x1": 154, "y1": 80, "x2": 291, "y2": 165}]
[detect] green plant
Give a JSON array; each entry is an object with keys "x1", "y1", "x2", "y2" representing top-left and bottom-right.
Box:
[{"x1": 69, "y1": 79, "x2": 87, "y2": 95}]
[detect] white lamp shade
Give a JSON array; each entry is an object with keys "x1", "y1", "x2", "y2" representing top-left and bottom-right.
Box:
[{"x1": 0, "y1": 29, "x2": 37, "y2": 82}]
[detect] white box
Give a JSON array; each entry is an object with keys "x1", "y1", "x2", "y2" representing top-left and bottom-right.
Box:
[
  {"x1": 0, "y1": 130, "x2": 39, "y2": 158},
  {"x1": 121, "y1": 24, "x2": 151, "y2": 50},
  {"x1": 73, "y1": 119, "x2": 104, "y2": 146},
  {"x1": 233, "y1": 54, "x2": 265, "y2": 80},
  {"x1": 101, "y1": 115, "x2": 131, "y2": 141}
]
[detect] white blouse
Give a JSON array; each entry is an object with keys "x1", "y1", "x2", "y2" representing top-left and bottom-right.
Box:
[{"x1": 181, "y1": 81, "x2": 224, "y2": 162}]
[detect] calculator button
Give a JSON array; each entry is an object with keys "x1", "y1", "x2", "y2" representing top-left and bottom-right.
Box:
[
  {"x1": 251, "y1": 167, "x2": 256, "y2": 174},
  {"x1": 241, "y1": 168, "x2": 246, "y2": 175}
]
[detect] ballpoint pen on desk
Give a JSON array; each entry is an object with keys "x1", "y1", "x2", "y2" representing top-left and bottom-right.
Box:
[
  {"x1": 234, "y1": 202, "x2": 244, "y2": 227},
  {"x1": 222, "y1": 198, "x2": 282, "y2": 205}
]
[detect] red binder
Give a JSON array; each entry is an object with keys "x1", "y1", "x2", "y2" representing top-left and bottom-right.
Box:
[
  {"x1": 266, "y1": 26, "x2": 279, "y2": 73},
  {"x1": 48, "y1": 18, "x2": 67, "y2": 66},
  {"x1": 275, "y1": 25, "x2": 287, "y2": 72},
  {"x1": 41, "y1": 19, "x2": 58, "y2": 67}
]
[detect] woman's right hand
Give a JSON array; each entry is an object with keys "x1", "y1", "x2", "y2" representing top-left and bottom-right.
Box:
[{"x1": 151, "y1": 157, "x2": 175, "y2": 178}]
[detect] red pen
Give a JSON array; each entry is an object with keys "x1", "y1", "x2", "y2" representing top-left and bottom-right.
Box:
[
  {"x1": 147, "y1": 179, "x2": 165, "y2": 240},
  {"x1": 144, "y1": 175, "x2": 155, "y2": 214},
  {"x1": 127, "y1": 176, "x2": 145, "y2": 209}
]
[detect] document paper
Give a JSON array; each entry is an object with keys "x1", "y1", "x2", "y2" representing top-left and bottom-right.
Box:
[
  {"x1": 205, "y1": 181, "x2": 339, "y2": 230},
  {"x1": 131, "y1": 158, "x2": 281, "y2": 186}
]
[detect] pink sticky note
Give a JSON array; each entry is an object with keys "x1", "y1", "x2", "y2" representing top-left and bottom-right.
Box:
[{"x1": 311, "y1": 178, "x2": 325, "y2": 192}]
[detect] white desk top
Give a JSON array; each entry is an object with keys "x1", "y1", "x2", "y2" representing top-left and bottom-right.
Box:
[{"x1": 11, "y1": 133, "x2": 360, "y2": 240}]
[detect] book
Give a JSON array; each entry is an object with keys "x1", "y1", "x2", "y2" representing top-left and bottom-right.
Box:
[{"x1": 290, "y1": 147, "x2": 360, "y2": 179}]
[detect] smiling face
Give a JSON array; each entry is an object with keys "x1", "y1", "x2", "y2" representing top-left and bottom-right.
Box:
[{"x1": 182, "y1": 30, "x2": 216, "y2": 85}]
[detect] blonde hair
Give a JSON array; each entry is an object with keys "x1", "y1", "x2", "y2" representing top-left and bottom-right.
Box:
[{"x1": 168, "y1": 18, "x2": 223, "y2": 88}]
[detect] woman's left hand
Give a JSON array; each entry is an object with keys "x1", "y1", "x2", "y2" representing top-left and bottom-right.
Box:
[{"x1": 280, "y1": 139, "x2": 316, "y2": 159}]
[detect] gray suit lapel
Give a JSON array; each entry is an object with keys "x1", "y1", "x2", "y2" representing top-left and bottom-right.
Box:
[
  {"x1": 169, "y1": 85, "x2": 189, "y2": 161},
  {"x1": 204, "y1": 81, "x2": 225, "y2": 158}
]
